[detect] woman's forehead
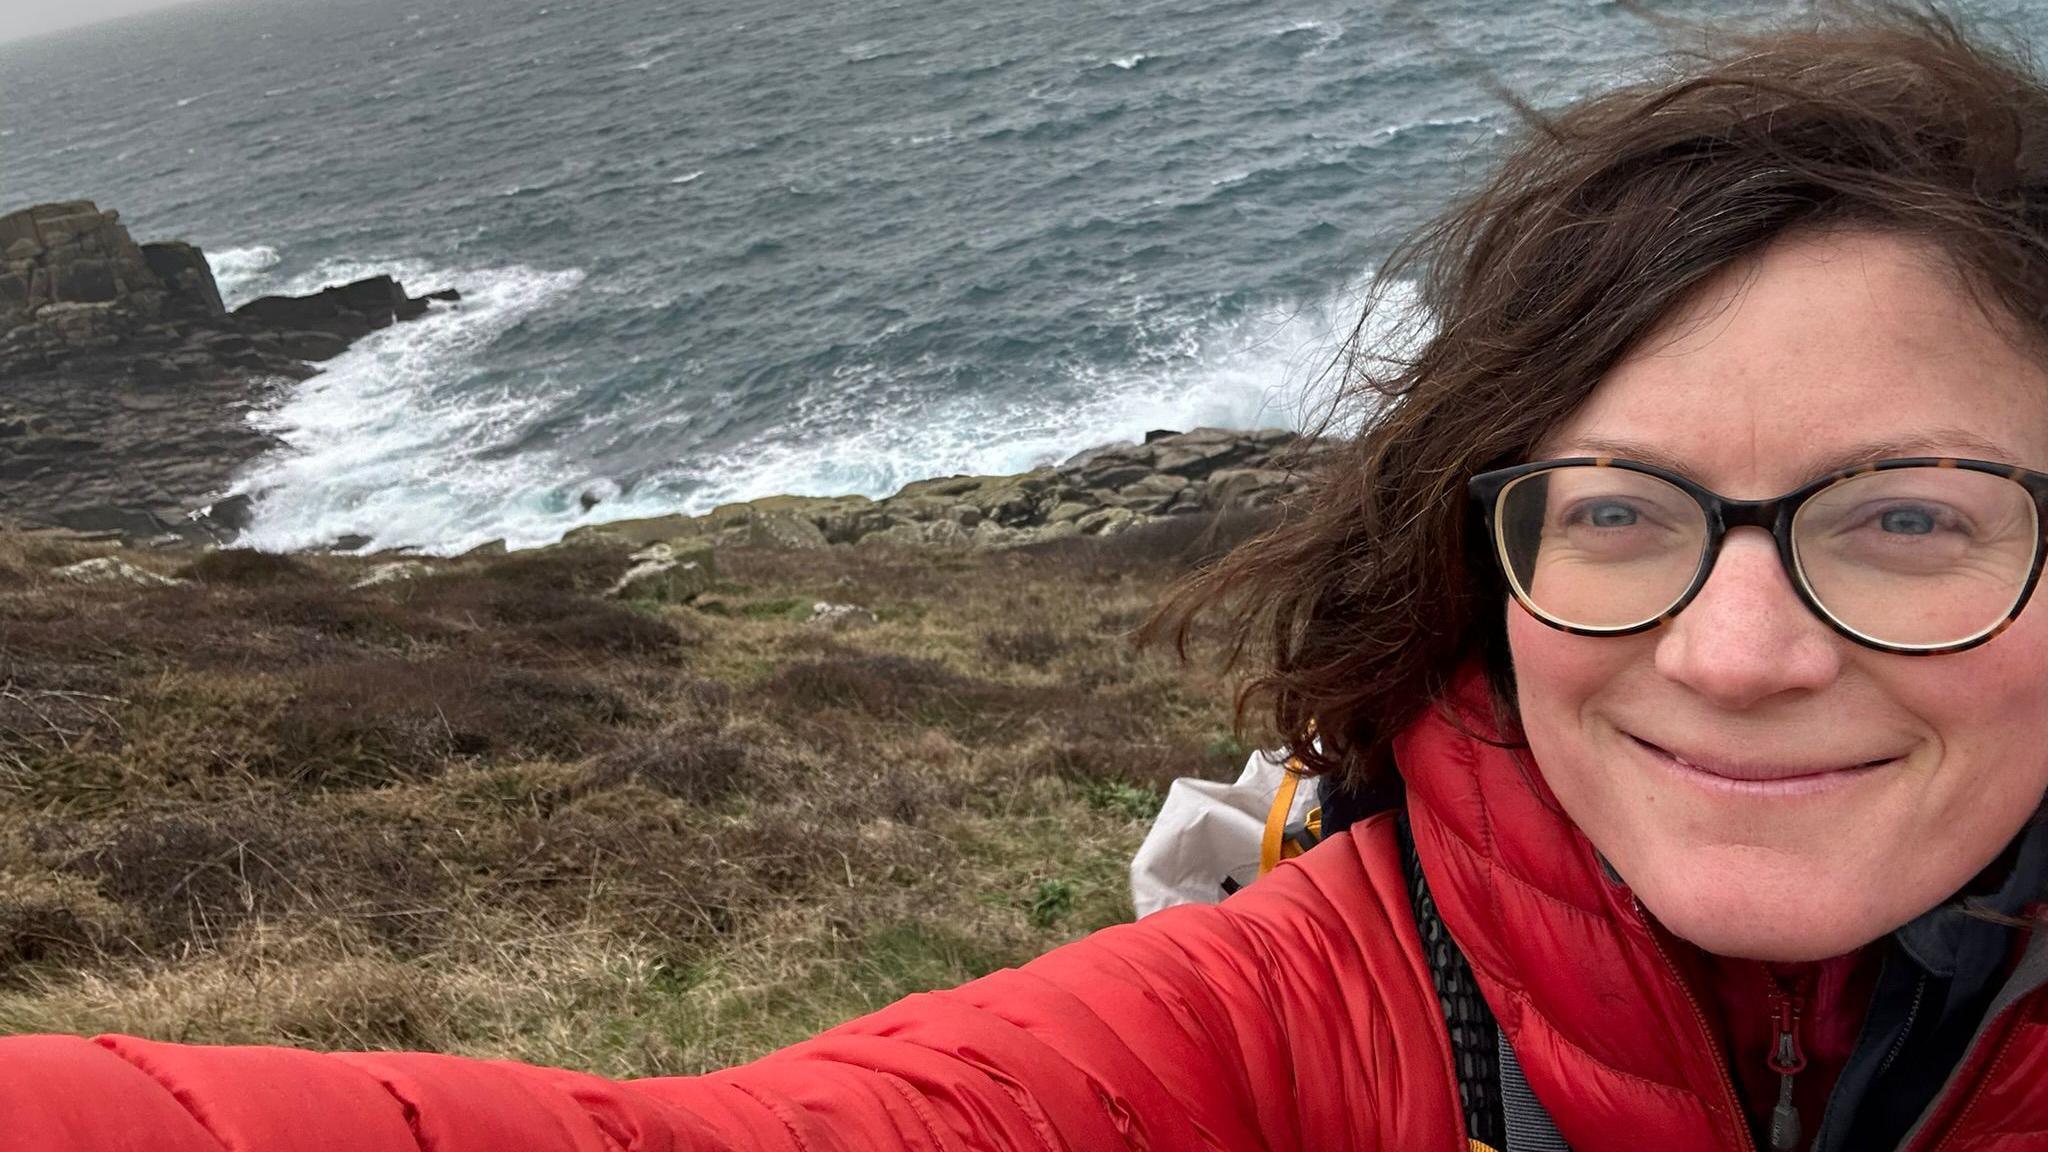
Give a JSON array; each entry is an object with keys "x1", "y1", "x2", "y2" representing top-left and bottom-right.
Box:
[{"x1": 1538, "y1": 229, "x2": 2048, "y2": 481}]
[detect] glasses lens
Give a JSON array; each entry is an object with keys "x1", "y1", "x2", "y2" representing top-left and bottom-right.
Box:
[
  {"x1": 1495, "y1": 465, "x2": 1709, "y2": 630},
  {"x1": 1793, "y1": 467, "x2": 2040, "y2": 649}
]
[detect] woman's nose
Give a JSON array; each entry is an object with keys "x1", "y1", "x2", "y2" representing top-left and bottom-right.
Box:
[{"x1": 1652, "y1": 528, "x2": 1843, "y2": 708}]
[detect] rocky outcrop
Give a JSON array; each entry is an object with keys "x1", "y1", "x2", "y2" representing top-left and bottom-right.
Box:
[
  {"x1": 565, "y1": 427, "x2": 1319, "y2": 554},
  {"x1": 236, "y1": 275, "x2": 461, "y2": 360},
  {"x1": 0, "y1": 201, "x2": 458, "y2": 546}
]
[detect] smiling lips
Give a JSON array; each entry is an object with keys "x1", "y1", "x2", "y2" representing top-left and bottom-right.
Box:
[{"x1": 1628, "y1": 733, "x2": 1900, "y2": 790}]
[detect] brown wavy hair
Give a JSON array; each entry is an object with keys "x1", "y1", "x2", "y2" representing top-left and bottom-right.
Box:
[{"x1": 1150, "y1": 4, "x2": 2048, "y2": 795}]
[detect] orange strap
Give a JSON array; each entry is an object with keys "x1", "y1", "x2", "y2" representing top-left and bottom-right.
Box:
[{"x1": 1260, "y1": 768, "x2": 1303, "y2": 876}]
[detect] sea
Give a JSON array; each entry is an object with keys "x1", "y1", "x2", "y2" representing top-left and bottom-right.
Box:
[{"x1": 1, "y1": 0, "x2": 2040, "y2": 553}]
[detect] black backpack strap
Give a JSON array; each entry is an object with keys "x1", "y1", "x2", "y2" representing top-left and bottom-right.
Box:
[
  {"x1": 1396, "y1": 809, "x2": 1507, "y2": 1150},
  {"x1": 1498, "y1": 1031, "x2": 1573, "y2": 1152},
  {"x1": 1393, "y1": 809, "x2": 1575, "y2": 1152}
]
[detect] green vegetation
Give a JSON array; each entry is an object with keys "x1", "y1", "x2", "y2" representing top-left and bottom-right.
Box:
[{"x1": 0, "y1": 514, "x2": 1265, "y2": 1077}]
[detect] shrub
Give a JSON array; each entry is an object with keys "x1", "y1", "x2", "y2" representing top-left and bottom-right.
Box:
[
  {"x1": 981, "y1": 626, "x2": 1066, "y2": 669},
  {"x1": 178, "y1": 549, "x2": 319, "y2": 586},
  {"x1": 586, "y1": 723, "x2": 752, "y2": 807},
  {"x1": 262, "y1": 659, "x2": 637, "y2": 785}
]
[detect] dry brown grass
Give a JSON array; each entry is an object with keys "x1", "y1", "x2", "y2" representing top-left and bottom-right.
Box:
[{"x1": 0, "y1": 522, "x2": 1249, "y2": 1074}]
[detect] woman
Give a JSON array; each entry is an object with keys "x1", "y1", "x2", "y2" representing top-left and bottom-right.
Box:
[{"x1": 9, "y1": 8, "x2": 2048, "y2": 1151}]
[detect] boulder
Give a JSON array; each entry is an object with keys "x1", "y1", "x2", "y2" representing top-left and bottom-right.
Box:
[
  {"x1": 52, "y1": 556, "x2": 185, "y2": 587},
  {"x1": 896, "y1": 475, "x2": 984, "y2": 500},
  {"x1": 193, "y1": 493, "x2": 256, "y2": 534},
  {"x1": 1204, "y1": 468, "x2": 1292, "y2": 511},
  {"x1": 1080, "y1": 462, "x2": 1153, "y2": 490},
  {"x1": 1162, "y1": 484, "x2": 1207, "y2": 515},
  {"x1": 1116, "y1": 473, "x2": 1191, "y2": 514},
  {"x1": 808, "y1": 601, "x2": 877, "y2": 628},
  {"x1": 140, "y1": 242, "x2": 225, "y2": 317},
  {"x1": 562, "y1": 513, "x2": 701, "y2": 548},
  {"x1": 233, "y1": 274, "x2": 450, "y2": 341},
  {"x1": 746, "y1": 512, "x2": 828, "y2": 549},
  {"x1": 350, "y1": 560, "x2": 434, "y2": 589},
  {"x1": 608, "y1": 542, "x2": 715, "y2": 602},
  {"x1": 1075, "y1": 507, "x2": 1140, "y2": 536}
]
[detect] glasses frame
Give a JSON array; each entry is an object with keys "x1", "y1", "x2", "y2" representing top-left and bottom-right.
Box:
[{"x1": 1469, "y1": 456, "x2": 2048, "y2": 656}]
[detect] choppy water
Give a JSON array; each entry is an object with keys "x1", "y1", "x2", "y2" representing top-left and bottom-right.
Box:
[{"x1": 1, "y1": 0, "x2": 2036, "y2": 552}]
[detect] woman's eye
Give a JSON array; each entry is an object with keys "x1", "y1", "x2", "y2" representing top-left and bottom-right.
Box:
[
  {"x1": 1877, "y1": 506, "x2": 1938, "y2": 535},
  {"x1": 1570, "y1": 501, "x2": 1640, "y2": 528}
]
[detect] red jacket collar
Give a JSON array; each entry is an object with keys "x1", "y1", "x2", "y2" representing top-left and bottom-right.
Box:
[{"x1": 1397, "y1": 662, "x2": 1754, "y2": 1151}]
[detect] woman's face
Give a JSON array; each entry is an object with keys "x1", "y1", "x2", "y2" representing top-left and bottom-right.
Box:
[{"x1": 1511, "y1": 228, "x2": 2048, "y2": 961}]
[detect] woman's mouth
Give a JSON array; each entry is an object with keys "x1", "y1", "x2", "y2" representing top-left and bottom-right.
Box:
[{"x1": 1627, "y1": 733, "x2": 1900, "y2": 796}]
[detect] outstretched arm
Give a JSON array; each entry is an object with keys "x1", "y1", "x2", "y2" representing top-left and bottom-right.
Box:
[{"x1": 0, "y1": 824, "x2": 1451, "y2": 1151}]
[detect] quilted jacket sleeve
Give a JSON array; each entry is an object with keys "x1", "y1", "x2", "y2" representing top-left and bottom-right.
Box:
[{"x1": 0, "y1": 824, "x2": 1455, "y2": 1152}]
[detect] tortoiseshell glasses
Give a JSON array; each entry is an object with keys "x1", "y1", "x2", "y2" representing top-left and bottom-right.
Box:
[{"x1": 1469, "y1": 457, "x2": 2048, "y2": 655}]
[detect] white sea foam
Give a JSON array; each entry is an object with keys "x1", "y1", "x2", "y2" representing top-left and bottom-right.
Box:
[
  {"x1": 841, "y1": 40, "x2": 907, "y2": 63},
  {"x1": 221, "y1": 266, "x2": 1426, "y2": 555},
  {"x1": 667, "y1": 170, "x2": 704, "y2": 185},
  {"x1": 1110, "y1": 53, "x2": 1149, "y2": 70},
  {"x1": 226, "y1": 262, "x2": 595, "y2": 555},
  {"x1": 1276, "y1": 19, "x2": 1342, "y2": 37},
  {"x1": 663, "y1": 277, "x2": 1428, "y2": 516},
  {"x1": 1368, "y1": 112, "x2": 1495, "y2": 145},
  {"x1": 204, "y1": 245, "x2": 282, "y2": 308}
]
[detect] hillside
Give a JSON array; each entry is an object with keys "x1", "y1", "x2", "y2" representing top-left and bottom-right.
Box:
[{"x1": 0, "y1": 514, "x2": 1267, "y2": 1074}]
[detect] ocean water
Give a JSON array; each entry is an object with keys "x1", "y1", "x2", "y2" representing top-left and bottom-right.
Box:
[{"x1": 1, "y1": 0, "x2": 2037, "y2": 553}]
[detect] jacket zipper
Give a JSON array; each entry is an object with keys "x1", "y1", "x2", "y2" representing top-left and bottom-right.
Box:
[
  {"x1": 1637, "y1": 896, "x2": 1758, "y2": 1152},
  {"x1": 1765, "y1": 985, "x2": 1809, "y2": 1152},
  {"x1": 1875, "y1": 973, "x2": 1927, "y2": 1079}
]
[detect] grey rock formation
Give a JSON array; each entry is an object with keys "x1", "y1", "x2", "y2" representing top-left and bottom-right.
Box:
[
  {"x1": 606, "y1": 541, "x2": 716, "y2": 602},
  {"x1": 0, "y1": 201, "x2": 460, "y2": 546},
  {"x1": 566, "y1": 427, "x2": 1321, "y2": 554}
]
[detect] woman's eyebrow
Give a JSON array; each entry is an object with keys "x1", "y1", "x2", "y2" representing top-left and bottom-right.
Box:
[{"x1": 1553, "y1": 429, "x2": 2027, "y2": 484}]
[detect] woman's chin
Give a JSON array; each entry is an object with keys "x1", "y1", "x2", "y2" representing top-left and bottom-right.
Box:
[{"x1": 1627, "y1": 861, "x2": 1894, "y2": 962}]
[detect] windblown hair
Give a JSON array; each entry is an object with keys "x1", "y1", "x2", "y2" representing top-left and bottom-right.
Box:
[{"x1": 1152, "y1": 4, "x2": 2048, "y2": 794}]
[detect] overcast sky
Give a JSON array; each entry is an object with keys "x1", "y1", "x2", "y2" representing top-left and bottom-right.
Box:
[{"x1": 0, "y1": 0, "x2": 212, "y2": 46}]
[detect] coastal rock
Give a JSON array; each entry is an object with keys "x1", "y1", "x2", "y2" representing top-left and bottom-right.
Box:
[
  {"x1": 576, "y1": 428, "x2": 1320, "y2": 556},
  {"x1": 561, "y1": 513, "x2": 701, "y2": 548},
  {"x1": 1116, "y1": 473, "x2": 1192, "y2": 514},
  {"x1": 51, "y1": 556, "x2": 185, "y2": 587},
  {"x1": 1205, "y1": 467, "x2": 1295, "y2": 510},
  {"x1": 140, "y1": 242, "x2": 226, "y2": 317},
  {"x1": 0, "y1": 200, "x2": 459, "y2": 548},
  {"x1": 1075, "y1": 507, "x2": 1141, "y2": 536},
  {"x1": 808, "y1": 601, "x2": 877, "y2": 628},
  {"x1": 607, "y1": 542, "x2": 715, "y2": 602},
  {"x1": 234, "y1": 274, "x2": 452, "y2": 348},
  {"x1": 350, "y1": 561, "x2": 435, "y2": 589}
]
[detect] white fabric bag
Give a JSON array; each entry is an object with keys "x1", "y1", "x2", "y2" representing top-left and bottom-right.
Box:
[{"x1": 1128, "y1": 748, "x2": 1315, "y2": 918}]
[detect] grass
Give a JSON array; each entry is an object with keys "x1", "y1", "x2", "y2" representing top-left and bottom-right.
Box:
[{"x1": 0, "y1": 516, "x2": 1260, "y2": 1076}]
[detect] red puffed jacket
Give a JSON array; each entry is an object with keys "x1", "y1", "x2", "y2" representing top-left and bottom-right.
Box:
[{"x1": 7, "y1": 681, "x2": 2048, "y2": 1152}]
